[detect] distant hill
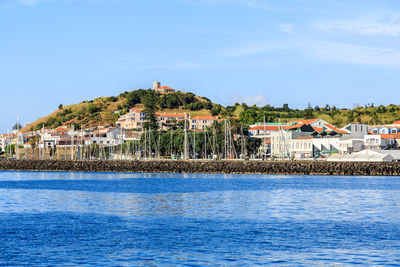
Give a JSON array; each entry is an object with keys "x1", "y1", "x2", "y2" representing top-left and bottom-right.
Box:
[{"x1": 25, "y1": 88, "x2": 400, "y2": 131}]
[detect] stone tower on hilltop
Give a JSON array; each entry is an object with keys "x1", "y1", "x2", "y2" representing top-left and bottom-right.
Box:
[{"x1": 153, "y1": 81, "x2": 160, "y2": 90}]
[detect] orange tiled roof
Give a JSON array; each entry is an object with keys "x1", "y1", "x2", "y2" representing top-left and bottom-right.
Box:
[
  {"x1": 285, "y1": 123, "x2": 304, "y2": 130},
  {"x1": 156, "y1": 86, "x2": 174, "y2": 90},
  {"x1": 191, "y1": 116, "x2": 218, "y2": 120},
  {"x1": 393, "y1": 120, "x2": 400, "y2": 125},
  {"x1": 378, "y1": 134, "x2": 400, "y2": 139},
  {"x1": 312, "y1": 127, "x2": 324, "y2": 133},
  {"x1": 156, "y1": 113, "x2": 186, "y2": 118},
  {"x1": 129, "y1": 107, "x2": 144, "y2": 112},
  {"x1": 55, "y1": 127, "x2": 69, "y2": 131},
  {"x1": 249, "y1": 125, "x2": 279, "y2": 131},
  {"x1": 289, "y1": 119, "x2": 318, "y2": 125},
  {"x1": 249, "y1": 124, "x2": 304, "y2": 131},
  {"x1": 324, "y1": 124, "x2": 349, "y2": 134}
]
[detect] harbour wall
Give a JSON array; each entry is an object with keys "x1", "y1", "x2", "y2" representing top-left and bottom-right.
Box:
[{"x1": 1, "y1": 160, "x2": 400, "y2": 176}]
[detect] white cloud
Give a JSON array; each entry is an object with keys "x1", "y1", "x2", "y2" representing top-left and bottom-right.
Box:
[
  {"x1": 314, "y1": 15, "x2": 400, "y2": 36},
  {"x1": 231, "y1": 94, "x2": 268, "y2": 106}
]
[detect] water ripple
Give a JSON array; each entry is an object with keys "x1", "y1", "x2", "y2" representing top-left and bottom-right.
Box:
[{"x1": 0, "y1": 171, "x2": 399, "y2": 265}]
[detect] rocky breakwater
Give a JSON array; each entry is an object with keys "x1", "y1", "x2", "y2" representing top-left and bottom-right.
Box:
[{"x1": 1, "y1": 160, "x2": 400, "y2": 176}]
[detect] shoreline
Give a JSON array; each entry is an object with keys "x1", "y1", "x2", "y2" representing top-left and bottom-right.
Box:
[{"x1": 1, "y1": 159, "x2": 400, "y2": 176}]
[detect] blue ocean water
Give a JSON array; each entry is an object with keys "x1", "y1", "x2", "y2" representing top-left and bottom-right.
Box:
[{"x1": 0, "y1": 171, "x2": 399, "y2": 266}]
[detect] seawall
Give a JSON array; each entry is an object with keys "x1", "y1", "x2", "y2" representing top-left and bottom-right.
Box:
[{"x1": 1, "y1": 160, "x2": 400, "y2": 176}]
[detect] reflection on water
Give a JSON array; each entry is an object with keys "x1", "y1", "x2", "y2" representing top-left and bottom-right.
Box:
[{"x1": 0, "y1": 171, "x2": 399, "y2": 265}]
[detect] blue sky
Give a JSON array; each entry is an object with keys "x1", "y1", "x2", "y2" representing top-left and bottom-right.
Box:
[{"x1": 1, "y1": 0, "x2": 400, "y2": 132}]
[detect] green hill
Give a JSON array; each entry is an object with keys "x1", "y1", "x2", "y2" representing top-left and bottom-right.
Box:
[
  {"x1": 25, "y1": 89, "x2": 223, "y2": 131},
  {"x1": 25, "y1": 88, "x2": 400, "y2": 131}
]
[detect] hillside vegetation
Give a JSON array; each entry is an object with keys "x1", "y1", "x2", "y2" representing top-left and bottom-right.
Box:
[
  {"x1": 235, "y1": 103, "x2": 400, "y2": 127},
  {"x1": 25, "y1": 89, "x2": 222, "y2": 131},
  {"x1": 25, "y1": 88, "x2": 400, "y2": 131}
]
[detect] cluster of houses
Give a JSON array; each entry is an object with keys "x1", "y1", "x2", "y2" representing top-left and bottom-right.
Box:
[
  {"x1": 117, "y1": 82, "x2": 222, "y2": 131},
  {"x1": 248, "y1": 119, "x2": 400, "y2": 162},
  {"x1": 116, "y1": 107, "x2": 220, "y2": 131},
  {"x1": 1, "y1": 81, "x2": 400, "y2": 162},
  {"x1": 0, "y1": 125, "x2": 126, "y2": 153}
]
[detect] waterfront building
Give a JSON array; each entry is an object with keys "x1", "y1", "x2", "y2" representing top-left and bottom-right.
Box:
[
  {"x1": 189, "y1": 116, "x2": 218, "y2": 130},
  {"x1": 257, "y1": 118, "x2": 351, "y2": 159},
  {"x1": 364, "y1": 134, "x2": 399, "y2": 149},
  {"x1": 338, "y1": 138, "x2": 365, "y2": 154},
  {"x1": 340, "y1": 124, "x2": 368, "y2": 138},
  {"x1": 90, "y1": 127, "x2": 121, "y2": 146},
  {"x1": 0, "y1": 134, "x2": 11, "y2": 152},
  {"x1": 290, "y1": 136, "x2": 313, "y2": 159}
]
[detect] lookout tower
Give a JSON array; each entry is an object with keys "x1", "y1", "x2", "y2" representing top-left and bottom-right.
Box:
[{"x1": 153, "y1": 81, "x2": 160, "y2": 90}]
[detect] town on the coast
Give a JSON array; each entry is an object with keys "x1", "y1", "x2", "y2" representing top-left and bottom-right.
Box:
[{"x1": 1, "y1": 82, "x2": 400, "y2": 162}]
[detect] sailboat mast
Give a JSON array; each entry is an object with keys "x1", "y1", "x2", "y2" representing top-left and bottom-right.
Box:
[
  {"x1": 184, "y1": 114, "x2": 188, "y2": 160},
  {"x1": 204, "y1": 126, "x2": 207, "y2": 159},
  {"x1": 16, "y1": 115, "x2": 20, "y2": 160}
]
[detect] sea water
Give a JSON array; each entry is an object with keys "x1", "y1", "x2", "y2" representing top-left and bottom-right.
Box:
[{"x1": 0, "y1": 171, "x2": 399, "y2": 266}]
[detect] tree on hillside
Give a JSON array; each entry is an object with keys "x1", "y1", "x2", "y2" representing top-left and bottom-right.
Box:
[
  {"x1": 239, "y1": 109, "x2": 258, "y2": 125},
  {"x1": 58, "y1": 104, "x2": 63, "y2": 110},
  {"x1": 142, "y1": 91, "x2": 158, "y2": 129},
  {"x1": 126, "y1": 89, "x2": 148, "y2": 108},
  {"x1": 88, "y1": 103, "x2": 99, "y2": 114},
  {"x1": 304, "y1": 108, "x2": 313, "y2": 119},
  {"x1": 211, "y1": 104, "x2": 222, "y2": 116},
  {"x1": 282, "y1": 104, "x2": 290, "y2": 112}
]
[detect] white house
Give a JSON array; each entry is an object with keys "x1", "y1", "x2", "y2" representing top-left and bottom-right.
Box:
[
  {"x1": 291, "y1": 136, "x2": 313, "y2": 159},
  {"x1": 90, "y1": 127, "x2": 122, "y2": 146},
  {"x1": 338, "y1": 139, "x2": 364, "y2": 154},
  {"x1": 312, "y1": 137, "x2": 340, "y2": 158},
  {"x1": 364, "y1": 134, "x2": 398, "y2": 149},
  {"x1": 341, "y1": 124, "x2": 368, "y2": 139}
]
